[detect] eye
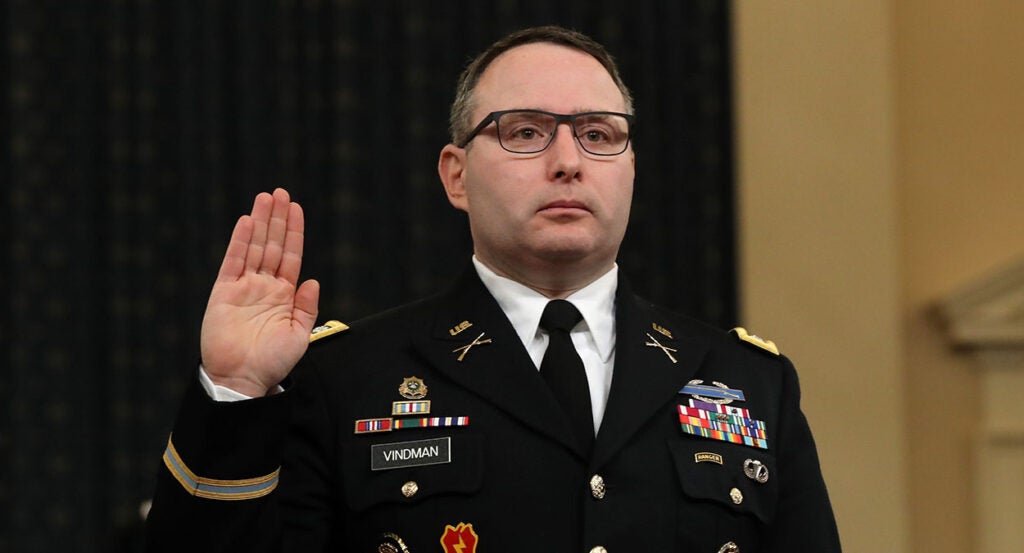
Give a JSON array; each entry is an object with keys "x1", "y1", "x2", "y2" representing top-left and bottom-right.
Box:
[
  {"x1": 511, "y1": 127, "x2": 541, "y2": 140},
  {"x1": 502, "y1": 123, "x2": 548, "y2": 143},
  {"x1": 574, "y1": 114, "x2": 627, "y2": 145},
  {"x1": 580, "y1": 128, "x2": 612, "y2": 143}
]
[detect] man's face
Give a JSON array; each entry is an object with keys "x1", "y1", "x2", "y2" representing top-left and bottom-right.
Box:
[{"x1": 439, "y1": 42, "x2": 635, "y2": 288}]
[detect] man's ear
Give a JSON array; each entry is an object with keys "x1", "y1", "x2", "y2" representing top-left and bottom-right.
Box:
[{"x1": 438, "y1": 144, "x2": 469, "y2": 212}]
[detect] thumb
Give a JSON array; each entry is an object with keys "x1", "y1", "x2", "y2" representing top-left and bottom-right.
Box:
[{"x1": 293, "y1": 279, "x2": 321, "y2": 333}]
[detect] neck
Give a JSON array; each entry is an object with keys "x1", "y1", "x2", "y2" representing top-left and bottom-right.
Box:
[{"x1": 474, "y1": 252, "x2": 615, "y2": 299}]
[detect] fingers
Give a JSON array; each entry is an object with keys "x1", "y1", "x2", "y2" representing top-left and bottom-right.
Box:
[
  {"x1": 216, "y1": 215, "x2": 255, "y2": 283},
  {"x1": 277, "y1": 201, "x2": 306, "y2": 286},
  {"x1": 214, "y1": 189, "x2": 309, "y2": 287},
  {"x1": 260, "y1": 188, "x2": 292, "y2": 276},
  {"x1": 238, "y1": 188, "x2": 303, "y2": 282},
  {"x1": 243, "y1": 191, "x2": 275, "y2": 273}
]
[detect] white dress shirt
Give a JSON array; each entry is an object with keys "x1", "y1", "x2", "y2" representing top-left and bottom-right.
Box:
[{"x1": 472, "y1": 257, "x2": 617, "y2": 434}]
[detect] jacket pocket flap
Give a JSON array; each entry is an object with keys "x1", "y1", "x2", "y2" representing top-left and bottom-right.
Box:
[
  {"x1": 340, "y1": 434, "x2": 483, "y2": 512},
  {"x1": 668, "y1": 438, "x2": 778, "y2": 524}
]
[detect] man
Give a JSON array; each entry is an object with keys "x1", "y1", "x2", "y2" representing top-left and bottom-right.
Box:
[{"x1": 146, "y1": 26, "x2": 841, "y2": 553}]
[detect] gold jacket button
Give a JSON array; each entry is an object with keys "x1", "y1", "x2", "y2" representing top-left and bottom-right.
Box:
[
  {"x1": 729, "y1": 487, "x2": 743, "y2": 505},
  {"x1": 378, "y1": 544, "x2": 399, "y2": 553},
  {"x1": 401, "y1": 481, "x2": 418, "y2": 498},
  {"x1": 590, "y1": 474, "x2": 607, "y2": 499},
  {"x1": 589, "y1": 546, "x2": 608, "y2": 553},
  {"x1": 718, "y1": 542, "x2": 740, "y2": 553}
]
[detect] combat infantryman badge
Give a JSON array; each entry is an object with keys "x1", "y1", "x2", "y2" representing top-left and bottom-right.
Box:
[
  {"x1": 399, "y1": 377, "x2": 428, "y2": 400},
  {"x1": 681, "y1": 379, "x2": 746, "y2": 404},
  {"x1": 440, "y1": 522, "x2": 479, "y2": 553}
]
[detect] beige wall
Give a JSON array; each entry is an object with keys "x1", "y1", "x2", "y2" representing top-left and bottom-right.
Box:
[
  {"x1": 896, "y1": 2, "x2": 1024, "y2": 552},
  {"x1": 734, "y1": 1, "x2": 1024, "y2": 552}
]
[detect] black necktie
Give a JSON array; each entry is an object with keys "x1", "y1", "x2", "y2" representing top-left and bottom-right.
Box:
[{"x1": 539, "y1": 299, "x2": 594, "y2": 456}]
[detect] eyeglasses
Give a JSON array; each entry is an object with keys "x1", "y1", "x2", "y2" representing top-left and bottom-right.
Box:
[{"x1": 458, "y1": 109, "x2": 634, "y2": 156}]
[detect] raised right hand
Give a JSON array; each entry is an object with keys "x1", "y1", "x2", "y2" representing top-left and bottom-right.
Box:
[{"x1": 200, "y1": 188, "x2": 320, "y2": 397}]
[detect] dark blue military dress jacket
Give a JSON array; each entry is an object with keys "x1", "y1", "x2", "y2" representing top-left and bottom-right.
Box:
[{"x1": 146, "y1": 266, "x2": 841, "y2": 553}]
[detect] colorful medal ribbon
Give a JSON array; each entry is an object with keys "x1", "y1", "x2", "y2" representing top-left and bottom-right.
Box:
[
  {"x1": 392, "y1": 400, "x2": 431, "y2": 416},
  {"x1": 678, "y1": 405, "x2": 769, "y2": 450},
  {"x1": 393, "y1": 416, "x2": 469, "y2": 430},
  {"x1": 355, "y1": 418, "x2": 394, "y2": 434}
]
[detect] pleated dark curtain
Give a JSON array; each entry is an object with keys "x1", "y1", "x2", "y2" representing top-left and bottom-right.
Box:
[{"x1": 1, "y1": 1, "x2": 734, "y2": 550}]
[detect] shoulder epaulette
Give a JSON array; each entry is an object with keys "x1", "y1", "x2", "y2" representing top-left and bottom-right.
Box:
[
  {"x1": 310, "y1": 320, "x2": 349, "y2": 343},
  {"x1": 731, "y1": 327, "x2": 780, "y2": 355}
]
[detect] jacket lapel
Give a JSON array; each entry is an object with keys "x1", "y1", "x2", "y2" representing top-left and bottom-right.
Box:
[
  {"x1": 411, "y1": 266, "x2": 587, "y2": 458},
  {"x1": 592, "y1": 277, "x2": 709, "y2": 468}
]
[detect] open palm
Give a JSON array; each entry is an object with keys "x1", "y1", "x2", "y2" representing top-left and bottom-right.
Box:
[{"x1": 200, "y1": 188, "x2": 320, "y2": 397}]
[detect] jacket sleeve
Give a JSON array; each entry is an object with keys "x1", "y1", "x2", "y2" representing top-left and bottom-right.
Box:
[
  {"x1": 765, "y1": 356, "x2": 843, "y2": 551},
  {"x1": 144, "y1": 365, "x2": 334, "y2": 552}
]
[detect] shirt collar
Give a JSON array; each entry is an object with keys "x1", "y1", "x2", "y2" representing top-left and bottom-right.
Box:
[{"x1": 472, "y1": 256, "x2": 618, "y2": 362}]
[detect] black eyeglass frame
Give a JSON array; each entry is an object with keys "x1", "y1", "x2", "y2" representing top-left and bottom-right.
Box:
[{"x1": 456, "y1": 109, "x2": 636, "y2": 156}]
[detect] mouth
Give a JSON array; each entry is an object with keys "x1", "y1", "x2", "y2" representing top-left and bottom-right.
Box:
[{"x1": 538, "y1": 199, "x2": 591, "y2": 214}]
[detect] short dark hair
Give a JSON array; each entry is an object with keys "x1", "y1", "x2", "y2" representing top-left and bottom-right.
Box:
[{"x1": 448, "y1": 26, "x2": 634, "y2": 145}]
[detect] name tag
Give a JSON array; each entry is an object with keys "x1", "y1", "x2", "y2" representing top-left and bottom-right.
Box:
[{"x1": 371, "y1": 437, "x2": 452, "y2": 471}]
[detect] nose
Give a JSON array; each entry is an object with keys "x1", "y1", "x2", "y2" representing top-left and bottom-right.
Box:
[{"x1": 547, "y1": 121, "x2": 582, "y2": 182}]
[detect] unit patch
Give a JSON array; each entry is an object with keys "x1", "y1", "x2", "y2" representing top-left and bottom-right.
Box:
[{"x1": 440, "y1": 522, "x2": 479, "y2": 553}]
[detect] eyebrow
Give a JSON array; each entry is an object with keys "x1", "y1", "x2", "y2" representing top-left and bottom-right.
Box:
[{"x1": 507, "y1": 107, "x2": 621, "y2": 115}]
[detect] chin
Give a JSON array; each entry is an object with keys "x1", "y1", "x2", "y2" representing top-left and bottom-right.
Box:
[{"x1": 532, "y1": 241, "x2": 600, "y2": 265}]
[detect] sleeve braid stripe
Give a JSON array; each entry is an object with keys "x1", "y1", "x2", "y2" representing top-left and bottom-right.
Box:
[{"x1": 162, "y1": 434, "x2": 280, "y2": 501}]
